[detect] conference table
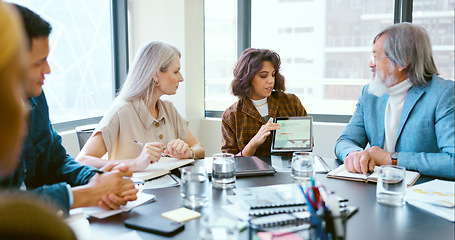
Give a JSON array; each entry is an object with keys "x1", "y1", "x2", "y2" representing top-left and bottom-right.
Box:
[{"x1": 88, "y1": 156, "x2": 455, "y2": 240}]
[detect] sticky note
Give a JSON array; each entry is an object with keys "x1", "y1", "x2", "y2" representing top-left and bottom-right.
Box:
[{"x1": 161, "y1": 207, "x2": 201, "y2": 222}]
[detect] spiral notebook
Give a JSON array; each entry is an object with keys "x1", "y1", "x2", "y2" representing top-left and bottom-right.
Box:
[{"x1": 234, "y1": 184, "x2": 307, "y2": 216}]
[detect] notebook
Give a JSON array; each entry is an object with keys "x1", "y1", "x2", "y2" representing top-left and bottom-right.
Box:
[
  {"x1": 204, "y1": 156, "x2": 276, "y2": 177},
  {"x1": 327, "y1": 164, "x2": 420, "y2": 186},
  {"x1": 133, "y1": 157, "x2": 194, "y2": 180},
  {"x1": 234, "y1": 184, "x2": 307, "y2": 216},
  {"x1": 271, "y1": 116, "x2": 313, "y2": 153}
]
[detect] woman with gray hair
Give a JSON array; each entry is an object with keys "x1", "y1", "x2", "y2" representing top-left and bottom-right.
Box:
[{"x1": 77, "y1": 41, "x2": 204, "y2": 171}]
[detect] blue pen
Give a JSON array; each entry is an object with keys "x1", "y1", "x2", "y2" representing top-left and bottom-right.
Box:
[{"x1": 298, "y1": 184, "x2": 327, "y2": 240}]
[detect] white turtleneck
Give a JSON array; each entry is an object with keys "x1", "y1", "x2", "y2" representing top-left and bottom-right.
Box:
[
  {"x1": 251, "y1": 98, "x2": 268, "y2": 117},
  {"x1": 383, "y1": 79, "x2": 412, "y2": 152}
]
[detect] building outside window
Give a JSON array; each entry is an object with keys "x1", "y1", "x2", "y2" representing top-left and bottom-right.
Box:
[
  {"x1": 205, "y1": 0, "x2": 454, "y2": 118},
  {"x1": 7, "y1": 0, "x2": 115, "y2": 124}
]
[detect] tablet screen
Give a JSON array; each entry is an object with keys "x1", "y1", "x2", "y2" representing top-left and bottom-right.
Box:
[{"x1": 271, "y1": 116, "x2": 313, "y2": 153}]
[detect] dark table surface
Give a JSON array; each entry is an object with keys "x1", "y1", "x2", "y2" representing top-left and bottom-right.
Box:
[{"x1": 88, "y1": 156, "x2": 455, "y2": 240}]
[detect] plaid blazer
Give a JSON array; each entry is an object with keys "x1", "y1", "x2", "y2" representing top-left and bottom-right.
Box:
[{"x1": 221, "y1": 92, "x2": 307, "y2": 156}]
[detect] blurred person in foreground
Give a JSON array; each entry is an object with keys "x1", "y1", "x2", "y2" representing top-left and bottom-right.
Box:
[
  {"x1": 0, "y1": 3, "x2": 76, "y2": 239},
  {"x1": 0, "y1": 3, "x2": 138, "y2": 213},
  {"x1": 335, "y1": 23, "x2": 454, "y2": 179}
]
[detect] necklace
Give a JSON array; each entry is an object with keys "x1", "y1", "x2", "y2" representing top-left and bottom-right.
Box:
[{"x1": 253, "y1": 101, "x2": 267, "y2": 107}]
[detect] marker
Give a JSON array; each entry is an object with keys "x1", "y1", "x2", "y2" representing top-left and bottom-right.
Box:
[
  {"x1": 91, "y1": 169, "x2": 145, "y2": 185},
  {"x1": 134, "y1": 140, "x2": 170, "y2": 157}
]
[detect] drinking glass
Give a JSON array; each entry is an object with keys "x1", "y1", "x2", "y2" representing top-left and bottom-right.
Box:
[
  {"x1": 291, "y1": 152, "x2": 315, "y2": 182},
  {"x1": 212, "y1": 153, "x2": 236, "y2": 189},
  {"x1": 376, "y1": 165, "x2": 406, "y2": 207},
  {"x1": 180, "y1": 166, "x2": 209, "y2": 208},
  {"x1": 198, "y1": 214, "x2": 239, "y2": 240}
]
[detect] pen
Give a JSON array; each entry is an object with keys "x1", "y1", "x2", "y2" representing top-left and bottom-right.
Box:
[
  {"x1": 134, "y1": 140, "x2": 170, "y2": 157},
  {"x1": 91, "y1": 169, "x2": 145, "y2": 185}
]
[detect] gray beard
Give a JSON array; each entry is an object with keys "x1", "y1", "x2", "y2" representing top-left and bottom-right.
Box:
[
  {"x1": 368, "y1": 65, "x2": 396, "y2": 97},
  {"x1": 368, "y1": 76, "x2": 388, "y2": 97}
]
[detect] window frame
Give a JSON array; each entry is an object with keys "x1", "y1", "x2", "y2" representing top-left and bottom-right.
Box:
[
  {"x1": 204, "y1": 0, "x2": 415, "y2": 123},
  {"x1": 53, "y1": 0, "x2": 129, "y2": 132}
]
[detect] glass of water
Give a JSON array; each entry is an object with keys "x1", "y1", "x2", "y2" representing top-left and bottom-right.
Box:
[
  {"x1": 291, "y1": 152, "x2": 314, "y2": 182},
  {"x1": 212, "y1": 153, "x2": 236, "y2": 189},
  {"x1": 198, "y1": 214, "x2": 239, "y2": 240},
  {"x1": 376, "y1": 165, "x2": 406, "y2": 206},
  {"x1": 180, "y1": 166, "x2": 209, "y2": 208}
]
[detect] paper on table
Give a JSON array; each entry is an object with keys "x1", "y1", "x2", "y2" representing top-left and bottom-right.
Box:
[
  {"x1": 72, "y1": 193, "x2": 155, "y2": 219},
  {"x1": 406, "y1": 179, "x2": 455, "y2": 222},
  {"x1": 133, "y1": 157, "x2": 194, "y2": 180},
  {"x1": 270, "y1": 155, "x2": 330, "y2": 173},
  {"x1": 406, "y1": 179, "x2": 455, "y2": 207},
  {"x1": 142, "y1": 174, "x2": 180, "y2": 189},
  {"x1": 407, "y1": 200, "x2": 455, "y2": 222}
]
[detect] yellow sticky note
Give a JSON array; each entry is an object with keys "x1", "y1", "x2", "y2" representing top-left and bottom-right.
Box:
[{"x1": 161, "y1": 207, "x2": 201, "y2": 222}]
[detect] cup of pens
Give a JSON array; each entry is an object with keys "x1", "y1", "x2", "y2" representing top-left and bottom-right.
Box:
[
  {"x1": 299, "y1": 182, "x2": 348, "y2": 240},
  {"x1": 248, "y1": 181, "x2": 350, "y2": 240}
]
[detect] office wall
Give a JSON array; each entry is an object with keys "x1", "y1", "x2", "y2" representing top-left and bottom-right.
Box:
[{"x1": 60, "y1": 0, "x2": 348, "y2": 160}]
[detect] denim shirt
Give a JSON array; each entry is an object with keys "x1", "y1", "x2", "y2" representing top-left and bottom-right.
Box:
[{"x1": 0, "y1": 92, "x2": 96, "y2": 212}]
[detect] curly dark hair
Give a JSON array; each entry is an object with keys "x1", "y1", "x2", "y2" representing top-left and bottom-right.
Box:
[{"x1": 231, "y1": 48, "x2": 285, "y2": 98}]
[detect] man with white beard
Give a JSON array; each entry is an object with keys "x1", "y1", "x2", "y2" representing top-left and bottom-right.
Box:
[{"x1": 334, "y1": 22, "x2": 454, "y2": 180}]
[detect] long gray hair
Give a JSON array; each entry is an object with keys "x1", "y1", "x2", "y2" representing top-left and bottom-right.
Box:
[
  {"x1": 374, "y1": 22, "x2": 438, "y2": 86},
  {"x1": 116, "y1": 41, "x2": 181, "y2": 105}
]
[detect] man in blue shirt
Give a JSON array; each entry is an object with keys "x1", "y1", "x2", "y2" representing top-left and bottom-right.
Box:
[
  {"x1": 335, "y1": 23, "x2": 454, "y2": 179},
  {"x1": 0, "y1": 3, "x2": 138, "y2": 212}
]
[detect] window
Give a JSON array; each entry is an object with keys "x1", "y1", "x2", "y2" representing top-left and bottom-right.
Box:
[
  {"x1": 250, "y1": 0, "x2": 394, "y2": 115},
  {"x1": 204, "y1": 0, "x2": 238, "y2": 113},
  {"x1": 204, "y1": 0, "x2": 454, "y2": 119},
  {"x1": 7, "y1": 0, "x2": 115, "y2": 124},
  {"x1": 412, "y1": 0, "x2": 454, "y2": 80}
]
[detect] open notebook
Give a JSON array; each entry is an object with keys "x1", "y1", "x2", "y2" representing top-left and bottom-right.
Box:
[
  {"x1": 133, "y1": 157, "x2": 194, "y2": 180},
  {"x1": 327, "y1": 164, "x2": 420, "y2": 186}
]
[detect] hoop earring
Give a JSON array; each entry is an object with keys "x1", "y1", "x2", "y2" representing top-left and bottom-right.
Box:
[{"x1": 155, "y1": 81, "x2": 159, "y2": 87}]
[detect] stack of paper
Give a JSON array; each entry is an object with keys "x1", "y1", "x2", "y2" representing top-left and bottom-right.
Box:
[{"x1": 406, "y1": 179, "x2": 455, "y2": 222}]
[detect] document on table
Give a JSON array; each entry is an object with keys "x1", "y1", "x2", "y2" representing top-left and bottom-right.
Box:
[
  {"x1": 271, "y1": 155, "x2": 331, "y2": 173},
  {"x1": 142, "y1": 174, "x2": 180, "y2": 189},
  {"x1": 71, "y1": 193, "x2": 155, "y2": 219},
  {"x1": 406, "y1": 179, "x2": 455, "y2": 222}
]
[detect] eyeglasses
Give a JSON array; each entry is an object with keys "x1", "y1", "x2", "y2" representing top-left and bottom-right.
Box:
[{"x1": 370, "y1": 56, "x2": 389, "y2": 65}]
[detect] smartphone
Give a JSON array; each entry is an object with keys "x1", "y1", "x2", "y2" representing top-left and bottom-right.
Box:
[{"x1": 124, "y1": 215, "x2": 184, "y2": 236}]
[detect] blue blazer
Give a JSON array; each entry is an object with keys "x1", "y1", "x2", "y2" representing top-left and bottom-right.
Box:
[
  {"x1": 0, "y1": 92, "x2": 96, "y2": 212},
  {"x1": 335, "y1": 75, "x2": 455, "y2": 179}
]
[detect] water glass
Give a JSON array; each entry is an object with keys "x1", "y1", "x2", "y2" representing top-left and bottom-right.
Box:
[
  {"x1": 376, "y1": 165, "x2": 406, "y2": 207},
  {"x1": 180, "y1": 166, "x2": 209, "y2": 208},
  {"x1": 212, "y1": 153, "x2": 236, "y2": 189},
  {"x1": 291, "y1": 152, "x2": 315, "y2": 182},
  {"x1": 198, "y1": 214, "x2": 239, "y2": 240}
]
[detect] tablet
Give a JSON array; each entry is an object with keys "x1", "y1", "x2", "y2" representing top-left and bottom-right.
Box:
[
  {"x1": 204, "y1": 156, "x2": 275, "y2": 177},
  {"x1": 271, "y1": 116, "x2": 313, "y2": 153}
]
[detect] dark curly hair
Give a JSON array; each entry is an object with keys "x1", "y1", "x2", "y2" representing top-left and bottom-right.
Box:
[{"x1": 231, "y1": 48, "x2": 285, "y2": 99}]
